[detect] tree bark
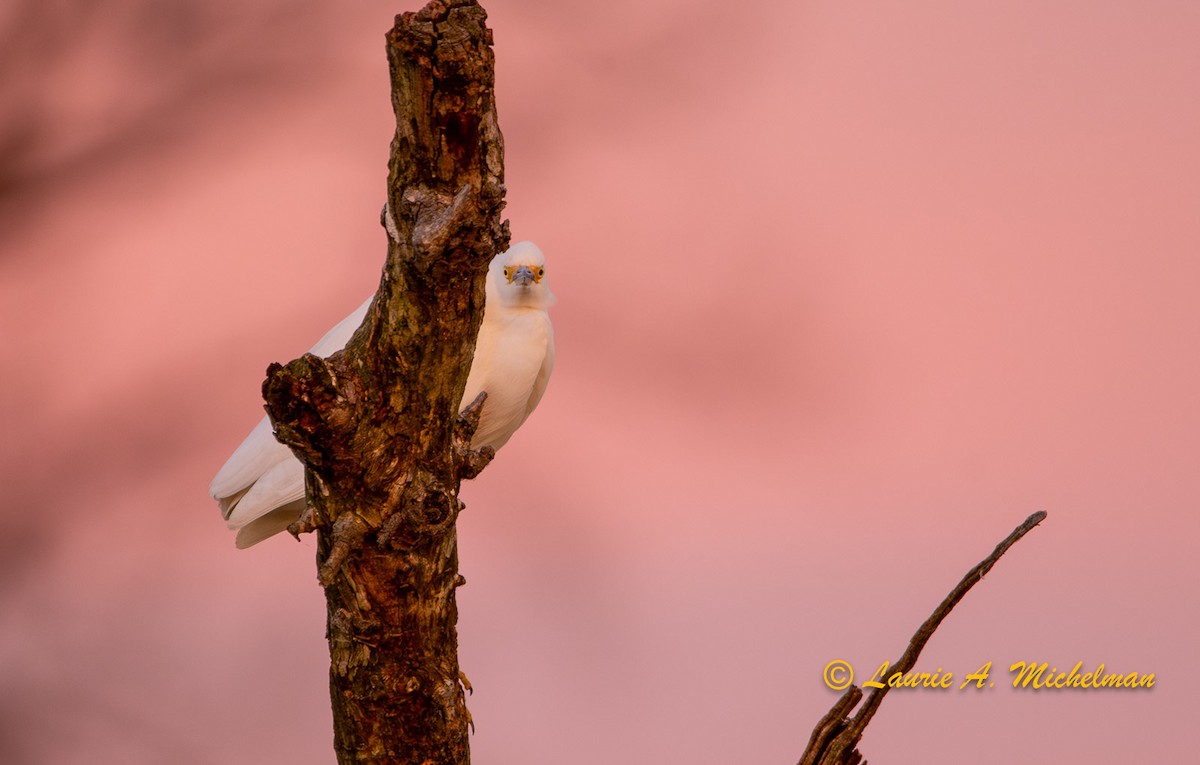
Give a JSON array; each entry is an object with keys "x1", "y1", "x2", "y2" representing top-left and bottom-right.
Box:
[{"x1": 261, "y1": 2, "x2": 506, "y2": 763}]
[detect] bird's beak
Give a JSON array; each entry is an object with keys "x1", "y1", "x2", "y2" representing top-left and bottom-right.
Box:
[{"x1": 511, "y1": 264, "x2": 536, "y2": 286}]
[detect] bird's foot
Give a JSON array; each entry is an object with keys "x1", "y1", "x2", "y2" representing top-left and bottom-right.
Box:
[
  {"x1": 288, "y1": 504, "x2": 320, "y2": 540},
  {"x1": 459, "y1": 669, "x2": 473, "y2": 695},
  {"x1": 316, "y1": 513, "x2": 369, "y2": 586}
]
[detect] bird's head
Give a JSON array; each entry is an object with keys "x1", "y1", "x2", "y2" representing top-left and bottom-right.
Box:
[{"x1": 488, "y1": 241, "x2": 555, "y2": 309}]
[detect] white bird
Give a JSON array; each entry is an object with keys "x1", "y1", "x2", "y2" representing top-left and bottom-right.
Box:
[{"x1": 210, "y1": 241, "x2": 555, "y2": 548}]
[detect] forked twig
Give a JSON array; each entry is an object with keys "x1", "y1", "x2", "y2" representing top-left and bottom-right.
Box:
[{"x1": 799, "y1": 511, "x2": 1048, "y2": 765}]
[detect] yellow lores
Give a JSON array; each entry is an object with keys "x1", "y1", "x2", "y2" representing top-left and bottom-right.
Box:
[{"x1": 209, "y1": 242, "x2": 556, "y2": 548}]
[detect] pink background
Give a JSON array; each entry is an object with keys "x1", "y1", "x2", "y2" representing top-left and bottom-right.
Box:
[{"x1": 2, "y1": 1, "x2": 1196, "y2": 762}]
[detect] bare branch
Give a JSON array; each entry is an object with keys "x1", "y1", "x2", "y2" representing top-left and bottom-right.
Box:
[{"x1": 799, "y1": 511, "x2": 1049, "y2": 765}]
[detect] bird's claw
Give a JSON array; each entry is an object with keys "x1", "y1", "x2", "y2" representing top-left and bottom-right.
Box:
[{"x1": 287, "y1": 504, "x2": 320, "y2": 539}]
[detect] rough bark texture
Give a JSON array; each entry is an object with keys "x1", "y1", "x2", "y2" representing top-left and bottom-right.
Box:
[
  {"x1": 797, "y1": 511, "x2": 1048, "y2": 765},
  {"x1": 261, "y1": 2, "x2": 506, "y2": 763}
]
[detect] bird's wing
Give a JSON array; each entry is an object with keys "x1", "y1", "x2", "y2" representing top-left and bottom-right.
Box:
[
  {"x1": 234, "y1": 499, "x2": 308, "y2": 549},
  {"x1": 209, "y1": 297, "x2": 373, "y2": 531},
  {"x1": 465, "y1": 309, "x2": 554, "y2": 451},
  {"x1": 224, "y1": 456, "x2": 306, "y2": 533},
  {"x1": 525, "y1": 322, "x2": 555, "y2": 419},
  {"x1": 209, "y1": 415, "x2": 293, "y2": 507}
]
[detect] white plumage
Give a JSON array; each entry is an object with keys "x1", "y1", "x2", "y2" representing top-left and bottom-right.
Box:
[{"x1": 210, "y1": 241, "x2": 555, "y2": 548}]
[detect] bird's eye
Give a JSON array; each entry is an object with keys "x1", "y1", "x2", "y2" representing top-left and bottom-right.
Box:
[
  {"x1": 503, "y1": 267, "x2": 511, "y2": 278},
  {"x1": 537, "y1": 268, "x2": 545, "y2": 278}
]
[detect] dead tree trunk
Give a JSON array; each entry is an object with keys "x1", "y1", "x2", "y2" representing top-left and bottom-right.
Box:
[{"x1": 261, "y1": 2, "x2": 506, "y2": 763}]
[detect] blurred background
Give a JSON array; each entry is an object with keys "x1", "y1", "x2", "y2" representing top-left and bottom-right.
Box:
[{"x1": 2, "y1": 1, "x2": 1196, "y2": 762}]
